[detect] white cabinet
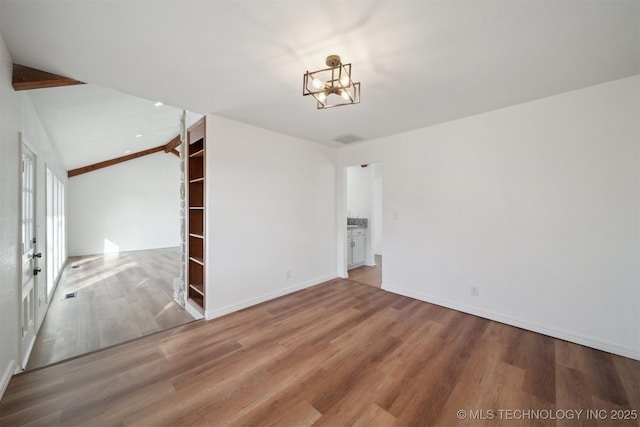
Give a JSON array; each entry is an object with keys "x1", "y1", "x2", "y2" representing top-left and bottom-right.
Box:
[
  {"x1": 352, "y1": 234, "x2": 366, "y2": 265},
  {"x1": 348, "y1": 227, "x2": 366, "y2": 269}
]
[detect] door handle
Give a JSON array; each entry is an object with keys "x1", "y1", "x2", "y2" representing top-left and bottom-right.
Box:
[
  {"x1": 33, "y1": 267, "x2": 41, "y2": 276},
  {"x1": 32, "y1": 252, "x2": 42, "y2": 259}
]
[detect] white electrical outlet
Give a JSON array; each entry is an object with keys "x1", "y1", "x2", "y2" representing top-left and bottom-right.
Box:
[{"x1": 471, "y1": 286, "x2": 480, "y2": 297}]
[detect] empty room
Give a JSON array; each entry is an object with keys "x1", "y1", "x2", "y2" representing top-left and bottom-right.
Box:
[{"x1": 0, "y1": 1, "x2": 638, "y2": 426}]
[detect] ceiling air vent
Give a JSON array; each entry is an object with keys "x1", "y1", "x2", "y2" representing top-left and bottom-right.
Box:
[{"x1": 333, "y1": 134, "x2": 364, "y2": 144}]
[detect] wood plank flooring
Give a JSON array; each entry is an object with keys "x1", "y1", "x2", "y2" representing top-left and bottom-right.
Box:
[
  {"x1": 348, "y1": 254, "x2": 382, "y2": 288},
  {"x1": 26, "y1": 247, "x2": 195, "y2": 370},
  {"x1": 2, "y1": 279, "x2": 638, "y2": 426}
]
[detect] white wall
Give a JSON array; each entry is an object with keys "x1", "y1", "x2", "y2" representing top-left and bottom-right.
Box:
[
  {"x1": 205, "y1": 115, "x2": 337, "y2": 319},
  {"x1": 346, "y1": 165, "x2": 372, "y2": 219},
  {"x1": 338, "y1": 75, "x2": 640, "y2": 359},
  {"x1": 372, "y1": 163, "x2": 383, "y2": 255},
  {"x1": 0, "y1": 30, "x2": 68, "y2": 397},
  {"x1": 0, "y1": 27, "x2": 21, "y2": 400},
  {"x1": 68, "y1": 152, "x2": 180, "y2": 256}
]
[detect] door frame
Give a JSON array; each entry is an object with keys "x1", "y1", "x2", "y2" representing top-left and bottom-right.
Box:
[
  {"x1": 44, "y1": 166, "x2": 67, "y2": 305},
  {"x1": 19, "y1": 136, "x2": 39, "y2": 369},
  {"x1": 339, "y1": 161, "x2": 383, "y2": 281}
]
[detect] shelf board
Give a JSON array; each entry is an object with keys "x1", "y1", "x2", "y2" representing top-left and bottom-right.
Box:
[
  {"x1": 189, "y1": 206, "x2": 204, "y2": 210},
  {"x1": 189, "y1": 256, "x2": 204, "y2": 266},
  {"x1": 189, "y1": 283, "x2": 204, "y2": 296},
  {"x1": 189, "y1": 149, "x2": 204, "y2": 158},
  {"x1": 189, "y1": 177, "x2": 204, "y2": 184},
  {"x1": 189, "y1": 233, "x2": 204, "y2": 239}
]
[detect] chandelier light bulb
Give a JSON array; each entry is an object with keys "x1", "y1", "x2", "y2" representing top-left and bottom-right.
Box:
[
  {"x1": 311, "y1": 78, "x2": 323, "y2": 89},
  {"x1": 341, "y1": 90, "x2": 350, "y2": 100},
  {"x1": 317, "y1": 92, "x2": 327, "y2": 102},
  {"x1": 340, "y1": 75, "x2": 350, "y2": 86}
]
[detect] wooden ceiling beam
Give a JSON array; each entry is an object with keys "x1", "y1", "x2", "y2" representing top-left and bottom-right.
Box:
[
  {"x1": 12, "y1": 64, "x2": 85, "y2": 91},
  {"x1": 164, "y1": 135, "x2": 181, "y2": 153},
  {"x1": 68, "y1": 145, "x2": 166, "y2": 178}
]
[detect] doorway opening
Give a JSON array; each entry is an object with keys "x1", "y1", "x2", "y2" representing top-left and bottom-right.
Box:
[{"x1": 344, "y1": 162, "x2": 383, "y2": 288}]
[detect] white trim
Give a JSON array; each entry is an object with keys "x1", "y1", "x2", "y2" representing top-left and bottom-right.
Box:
[
  {"x1": 18, "y1": 135, "x2": 39, "y2": 371},
  {"x1": 184, "y1": 300, "x2": 204, "y2": 320},
  {"x1": 0, "y1": 359, "x2": 17, "y2": 401},
  {"x1": 20, "y1": 336, "x2": 36, "y2": 370},
  {"x1": 383, "y1": 284, "x2": 640, "y2": 361},
  {"x1": 47, "y1": 257, "x2": 67, "y2": 308},
  {"x1": 205, "y1": 274, "x2": 336, "y2": 320}
]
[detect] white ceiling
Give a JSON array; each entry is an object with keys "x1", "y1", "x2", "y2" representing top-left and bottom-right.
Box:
[
  {"x1": 27, "y1": 85, "x2": 202, "y2": 170},
  {"x1": 1, "y1": 1, "x2": 638, "y2": 169}
]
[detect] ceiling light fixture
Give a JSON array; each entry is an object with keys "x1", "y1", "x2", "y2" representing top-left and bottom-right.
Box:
[{"x1": 303, "y1": 55, "x2": 360, "y2": 109}]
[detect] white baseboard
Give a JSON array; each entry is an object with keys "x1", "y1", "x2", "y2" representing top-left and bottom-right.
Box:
[
  {"x1": 383, "y1": 284, "x2": 640, "y2": 361},
  {"x1": 205, "y1": 274, "x2": 336, "y2": 320},
  {"x1": 0, "y1": 359, "x2": 17, "y2": 401},
  {"x1": 20, "y1": 336, "x2": 36, "y2": 370},
  {"x1": 184, "y1": 300, "x2": 204, "y2": 320}
]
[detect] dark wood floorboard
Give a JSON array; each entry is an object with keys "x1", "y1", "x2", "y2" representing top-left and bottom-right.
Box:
[
  {"x1": 26, "y1": 247, "x2": 195, "y2": 370},
  {"x1": 1, "y1": 279, "x2": 638, "y2": 426}
]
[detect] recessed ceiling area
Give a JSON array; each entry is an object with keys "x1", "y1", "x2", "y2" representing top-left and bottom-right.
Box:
[{"x1": 1, "y1": 0, "x2": 638, "y2": 158}]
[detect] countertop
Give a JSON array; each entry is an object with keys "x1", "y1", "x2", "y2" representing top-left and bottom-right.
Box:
[{"x1": 347, "y1": 217, "x2": 368, "y2": 228}]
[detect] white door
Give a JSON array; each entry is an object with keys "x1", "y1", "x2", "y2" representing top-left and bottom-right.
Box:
[{"x1": 20, "y1": 144, "x2": 39, "y2": 368}]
